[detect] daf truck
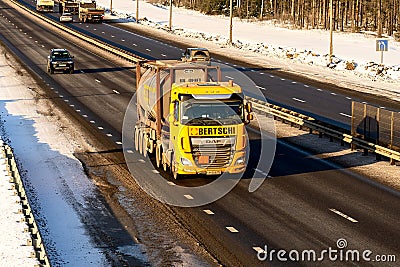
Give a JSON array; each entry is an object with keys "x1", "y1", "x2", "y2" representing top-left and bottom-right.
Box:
[
  {"x1": 134, "y1": 60, "x2": 253, "y2": 179},
  {"x1": 36, "y1": 0, "x2": 54, "y2": 12}
]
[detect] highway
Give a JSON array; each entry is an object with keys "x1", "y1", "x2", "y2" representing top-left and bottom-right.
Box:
[{"x1": 0, "y1": 1, "x2": 399, "y2": 266}]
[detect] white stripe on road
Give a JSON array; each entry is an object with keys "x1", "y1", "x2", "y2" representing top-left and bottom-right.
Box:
[
  {"x1": 95, "y1": 79, "x2": 101, "y2": 83},
  {"x1": 331, "y1": 92, "x2": 337, "y2": 95},
  {"x1": 184, "y1": 194, "x2": 194, "y2": 200},
  {"x1": 292, "y1": 98, "x2": 306, "y2": 103},
  {"x1": 256, "y1": 85, "x2": 266, "y2": 90},
  {"x1": 329, "y1": 208, "x2": 358, "y2": 223},
  {"x1": 113, "y1": 90, "x2": 120, "y2": 94},
  {"x1": 226, "y1": 226, "x2": 239, "y2": 233},
  {"x1": 253, "y1": 247, "x2": 266, "y2": 253},
  {"x1": 339, "y1": 113, "x2": 352, "y2": 118},
  {"x1": 167, "y1": 181, "x2": 176, "y2": 186},
  {"x1": 203, "y1": 209, "x2": 214, "y2": 215},
  {"x1": 254, "y1": 168, "x2": 268, "y2": 176},
  {"x1": 225, "y1": 76, "x2": 235, "y2": 80},
  {"x1": 152, "y1": 170, "x2": 159, "y2": 174},
  {"x1": 346, "y1": 97, "x2": 352, "y2": 100},
  {"x1": 317, "y1": 88, "x2": 323, "y2": 91}
]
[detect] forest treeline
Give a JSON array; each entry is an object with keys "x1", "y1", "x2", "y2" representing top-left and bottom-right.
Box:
[{"x1": 151, "y1": 0, "x2": 400, "y2": 37}]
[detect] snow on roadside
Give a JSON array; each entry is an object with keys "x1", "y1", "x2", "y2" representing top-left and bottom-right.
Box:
[
  {"x1": 0, "y1": 49, "x2": 107, "y2": 265},
  {"x1": 97, "y1": 0, "x2": 400, "y2": 82}
]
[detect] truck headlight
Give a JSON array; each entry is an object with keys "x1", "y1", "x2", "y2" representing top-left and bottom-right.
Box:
[
  {"x1": 181, "y1": 157, "x2": 193, "y2": 166},
  {"x1": 235, "y1": 156, "x2": 245, "y2": 166}
]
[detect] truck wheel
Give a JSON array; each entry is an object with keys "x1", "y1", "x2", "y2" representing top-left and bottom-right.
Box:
[
  {"x1": 138, "y1": 129, "x2": 143, "y2": 155},
  {"x1": 134, "y1": 126, "x2": 139, "y2": 151},
  {"x1": 142, "y1": 132, "x2": 147, "y2": 158},
  {"x1": 50, "y1": 67, "x2": 54, "y2": 74},
  {"x1": 69, "y1": 68, "x2": 74, "y2": 74},
  {"x1": 171, "y1": 163, "x2": 181, "y2": 180},
  {"x1": 162, "y1": 154, "x2": 168, "y2": 172},
  {"x1": 155, "y1": 145, "x2": 161, "y2": 168}
]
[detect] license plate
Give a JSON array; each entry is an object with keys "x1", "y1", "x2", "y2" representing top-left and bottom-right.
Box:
[
  {"x1": 198, "y1": 155, "x2": 209, "y2": 164},
  {"x1": 206, "y1": 170, "x2": 221, "y2": 175}
]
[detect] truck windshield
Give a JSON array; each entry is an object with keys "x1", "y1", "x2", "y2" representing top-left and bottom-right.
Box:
[{"x1": 181, "y1": 100, "x2": 243, "y2": 126}]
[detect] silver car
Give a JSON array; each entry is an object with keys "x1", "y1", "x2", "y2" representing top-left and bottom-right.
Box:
[{"x1": 60, "y1": 13, "x2": 73, "y2": 22}]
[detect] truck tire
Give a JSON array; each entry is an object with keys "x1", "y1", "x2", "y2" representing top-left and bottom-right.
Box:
[
  {"x1": 155, "y1": 145, "x2": 162, "y2": 168},
  {"x1": 134, "y1": 126, "x2": 139, "y2": 151},
  {"x1": 162, "y1": 154, "x2": 168, "y2": 172},
  {"x1": 138, "y1": 129, "x2": 143, "y2": 155},
  {"x1": 142, "y1": 132, "x2": 147, "y2": 158},
  {"x1": 171, "y1": 162, "x2": 181, "y2": 180}
]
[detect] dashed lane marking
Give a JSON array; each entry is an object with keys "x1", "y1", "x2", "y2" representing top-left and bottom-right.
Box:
[
  {"x1": 339, "y1": 113, "x2": 352, "y2": 118},
  {"x1": 329, "y1": 208, "x2": 358, "y2": 223},
  {"x1": 292, "y1": 97, "x2": 306, "y2": 103},
  {"x1": 90, "y1": 120, "x2": 95, "y2": 124},
  {"x1": 184, "y1": 194, "x2": 194, "y2": 200},
  {"x1": 254, "y1": 168, "x2": 269, "y2": 176},
  {"x1": 95, "y1": 79, "x2": 101, "y2": 83},
  {"x1": 152, "y1": 170, "x2": 159, "y2": 174},
  {"x1": 317, "y1": 88, "x2": 323, "y2": 91},
  {"x1": 253, "y1": 247, "x2": 265, "y2": 253},
  {"x1": 98, "y1": 126, "x2": 104, "y2": 130},
  {"x1": 203, "y1": 209, "x2": 214, "y2": 215},
  {"x1": 106, "y1": 133, "x2": 112, "y2": 137},
  {"x1": 225, "y1": 75, "x2": 235, "y2": 80},
  {"x1": 331, "y1": 92, "x2": 337, "y2": 95},
  {"x1": 226, "y1": 227, "x2": 239, "y2": 233},
  {"x1": 304, "y1": 85, "x2": 310, "y2": 88},
  {"x1": 167, "y1": 181, "x2": 175, "y2": 186},
  {"x1": 113, "y1": 90, "x2": 120, "y2": 94},
  {"x1": 256, "y1": 85, "x2": 266, "y2": 90},
  {"x1": 116, "y1": 141, "x2": 122, "y2": 145}
]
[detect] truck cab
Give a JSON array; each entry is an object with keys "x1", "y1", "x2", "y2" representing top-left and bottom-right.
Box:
[{"x1": 181, "y1": 48, "x2": 211, "y2": 65}]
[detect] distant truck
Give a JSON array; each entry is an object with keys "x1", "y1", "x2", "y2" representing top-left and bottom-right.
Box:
[
  {"x1": 59, "y1": 0, "x2": 79, "y2": 14},
  {"x1": 78, "y1": 1, "x2": 105, "y2": 23},
  {"x1": 181, "y1": 48, "x2": 211, "y2": 65},
  {"x1": 134, "y1": 60, "x2": 253, "y2": 179},
  {"x1": 36, "y1": 0, "x2": 54, "y2": 12}
]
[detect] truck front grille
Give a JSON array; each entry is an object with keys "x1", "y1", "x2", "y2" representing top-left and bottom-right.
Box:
[{"x1": 192, "y1": 143, "x2": 234, "y2": 168}]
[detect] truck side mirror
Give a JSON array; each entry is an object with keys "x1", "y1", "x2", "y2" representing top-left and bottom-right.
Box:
[
  {"x1": 245, "y1": 102, "x2": 252, "y2": 113},
  {"x1": 247, "y1": 113, "x2": 253, "y2": 122}
]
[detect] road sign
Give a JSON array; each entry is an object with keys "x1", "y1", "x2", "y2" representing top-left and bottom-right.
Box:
[{"x1": 376, "y1": 39, "x2": 388, "y2": 51}]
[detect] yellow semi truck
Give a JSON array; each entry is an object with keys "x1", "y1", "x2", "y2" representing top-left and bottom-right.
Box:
[
  {"x1": 134, "y1": 60, "x2": 253, "y2": 179},
  {"x1": 36, "y1": 0, "x2": 54, "y2": 12}
]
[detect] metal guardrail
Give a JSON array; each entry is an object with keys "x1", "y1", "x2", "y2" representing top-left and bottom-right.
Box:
[
  {"x1": 247, "y1": 96, "x2": 400, "y2": 164},
  {"x1": 2, "y1": 143, "x2": 51, "y2": 267}
]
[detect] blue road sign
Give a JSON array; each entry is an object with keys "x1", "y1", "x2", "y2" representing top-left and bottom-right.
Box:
[{"x1": 376, "y1": 39, "x2": 389, "y2": 51}]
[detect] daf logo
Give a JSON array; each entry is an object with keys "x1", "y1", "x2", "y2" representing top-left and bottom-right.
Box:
[{"x1": 206, "y1": 140, "x2": 221, "y2": 144}]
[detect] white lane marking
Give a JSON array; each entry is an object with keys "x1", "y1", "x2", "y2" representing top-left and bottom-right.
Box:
[
  {"x1": 329, "y1": 208, "x2": 358, "y2": 223},
  {"x1": 69, "y1": 104, "x2": 74, "y2": 107},
  {"x1": 146, "y1": 48, "x2": 151, "y2": 52},
  {"x1": 340, "y1": 113, "x2": 352, "y2": 118},
  {"x1": 111, "y1": 35, "x2": 115, "y2": 37},
  {"x1": 113, "y1": 90, "x2": 120, "y2": 94},
  {"x1": 116, "y1": 141, "x2": 122, "y2": 145},
  {"x1": 90, "y1": 120, "x2": 95, "y2": 124},
  {"x1": 331, "y1": 92, "x2": 337, "y2": 95},
  {"x1": 132, "y1": 43, "x2": 137, "y2": 46},
  {"x1": 76, "y1": 109, "x2": 81, "y2": 112},
  {"x1": 317, "y1": 88, "x2": 323, "y2": 91},
  {"x1": 152, "y1": 170, "x2": 159, "y2": 174},
  {"x1": 256, "y1": 85, "x2": 266, "y2": 90},
  {"x1": 253, "y1": 247, "x2": 266, "y2": 253},
  {"x1": 380, "y1": 106, "x2": 386, "y2": 109},
  {"x1": 254, "y1": 168, "x2": 268, "y2": 176},
  {"x1": 121, "y1": 39, "x2": 125, "y2": 42},
  {"x1": 184, "y1": 194, "x2": 194, "y2": 200},
  {"x1": 260, "y1": 72, "x2": 264, "y2": 75},
  {"x1": 98, "y1": 126, "x2": 104, "y2": 130},
  {"x1": 346, "y1": 97, "x2": 352, "y2": 100},
  {"x1": 280, "y1": 78, "x2": 285, "y2": 81},
  {"x1": 95, "y1": 79, "x2": 101, "y2": 83},
  {"x1": 138, "y1": 159, "x2": 145, "y2": 163},
  {"x1": 161, "y1": 54, "x2": 167, "y2": 57},
  {"x1": 304, "y1": 85, "x2": 310, "y2": 88},
  {"x1": 106, "y1": 133, "x2": 113, "y2": 137},
  {"x1": 127, "y1": 150, "x2": 134, "y2": 154},
  {"x1": 82, "y1": 115, "x2": 88, "y2": 118},
  {"x1": 251, "y1": 69, "x2": 256, "y2": 72},
  {"x1": 167, "y1": 181, "x2": 175, "y2": 186},
  {"x1": 292, "y1": 97, "x2": 306, "y2": 103},
  {"x1": 225, "y1": 75, "x2": 235, "y2": 80},
  {"x1": 226, "y1": 226, "x2": 239, "y2": 233},
  {"x1": 291, "y1": 81, "x2": 297, "y2": 84},
  {"x1": 203, "y1": 209, "x2": 214, "y2": 215}
]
